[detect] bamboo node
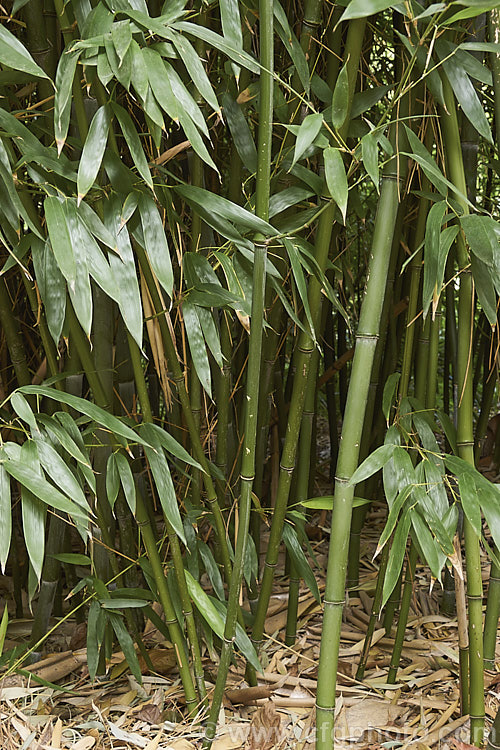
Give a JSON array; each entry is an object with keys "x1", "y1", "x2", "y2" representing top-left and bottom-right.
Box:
[
  {"x1": 279, "y1": 464, "x2": 294, "y2": 475},
  {"x1": 315, "y1": 703, "x2": 336, "y2": 713},
  {"x1": 323, "y1": 597, "x2": 345, "y2": 607},
  {"x1": 241, "y1": 474, "x2": 255, "y2": 482}
]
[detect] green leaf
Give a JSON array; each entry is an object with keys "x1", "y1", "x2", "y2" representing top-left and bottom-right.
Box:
[
  {"x1": 106, "y1": 453, "x2": 120, "y2": 509},
  {"x1": 0, "y1": 465, "x2": 11, "y2": 573},
  {"x1": 87, "y1": 600, "x2": 105, "y2": 680},
  {"x1": 471, "y1": 254, "x2": 498, "y2": 327},
  {"x1": 323, "y1": 147, "x2": 348, "y2": 223},
  {"x1": 377, "y1": 485, "x2": 413, "y2": 555},
  {"x1": 219, "y1": 0, "x2": 243, "y2": 81},
  {"x1": 44, "y1": 196, "x2": 76, "y2": 286},
  {"x1": 77, "y1": 105, "x2": 111, "y2": 204},
  {"x1": 0, "y1": 23, "x2": 50, "y2": 80},
  {"x1": 331, "y1": 59, "x2": 349, "y2": 130},
  {"x1": 35, "y1": 439, "x2": 89, "y2": 513},
  {"x1": 351, "y1": 85, "x2": 392, "y2": 119},
  {"x1": 137, "y1": 193, "x2": 173, "y2": 297},
  {"x1": 222, "y1": 93, "x2": 257, "y2": 173},
  {"x1": 458, "y1": 471, "x2": 482, "y2": 537},
  {"x1": 273, "y1": 0, "x2": 310, "y2": 95},
  {"x1": 4, "y1": 454, "x2": 88, "y2": 522},
  {"x1": 382, "y1": 372, "x2": 400, "y2": 423},
  {"x1": 348, "y1": 444, "x2": 396, "y2": 486},
  {"x1": 404, "y1": 126, "x2": 449, "y2": 197},
  {"x1": 139, "y1": 423, "x2": 202, "y2": 471},
  {"x1": 112, "y1": 103, "x2": 153, "y2": 189},
  {"x1": 0, "y1": 604, "x2": 8, "y2": 657},
  {"x1": 361, "y1": 131, "x2": 379, "y2": 191},
  {"x1": 382, "y1": 506, "x2": 412, "y2": 607},
  {"x1": 141, "y1": 424, "x2": 186, "y2": 545},
  {"x1": 32, "y1": 238, "x2": 66, "y2": 345},
  {"x1": 108, "y1": 611, "x2": 142, "y2": 683},
  {"x1": 460, "y1": 214, "x2": 499, "y2": 265},
  {"x1": 183, "y1": 299, "x2": 211, "y2": 397},
  {"x1": 282, "y1": 522, "x2": 320, "y2": 603},
  {"x1": 198, "y1": 541, "x2": 225, "y2": 601},
  {"x1": 115, "y1": 452, "x2": 136, "y2": 514},
  {"x1": 54, "y1": 49, "x2": 81, "y2": 154},
  {"x1": 301, "y1": 496, "x2": 369, "y2": 510},
  {"x1": 171, "y1": 32, "x2": 220, "y2": 113},
  {"x1": 423, "y1": 200, "x2": 447, "y2": 318},
  {"x1": 50, "y1": 553, "x2": 91, "y2": 566},
  {"x1": 100, "y1": 599, "x2": 148, "y2": 609},
  {"x1": 19, "y1": 386, "x2": 151, "y2": 448},
  {"x1": 111, "y1": 20, "x2": 132, "y2": 66},
  {"x1": 175, "y1": 184, "x2": 278, "y2": 237},
  {"x1": 441, "y1": 57, "x2": 492, "y2": 144},
  {"x1": 341, "y1": 0, "x2": 396, "y2": 20},
  {"x1": 184, "y1": 569, "x2": 261, "y2": 671},
  {"x1": 173, "y1": 21, "x2": 260, "y2": 75}
]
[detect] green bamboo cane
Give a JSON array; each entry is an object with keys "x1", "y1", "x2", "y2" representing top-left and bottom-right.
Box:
[
  {"x1": 347, "y1": 211, "x2": 405, "y2": 590},
  {"x1": 202, "y1": 0, "x2": 273, "y2": 736},
  {"x1": 482, "y1": 9, "x2": 500, "y2": 671},
  {"x1": 126, "y1": 334, "x2": 202, "y2": 709},
  {"x1": 285, "y1": 345, "x2": 319, "y2": 646},
  {"x1": 316, "y1": 126, "x2": 404, "y2": 749},
  {"x1": 0, "y1": 277, "x2": 31, "y2": 389},
  {"x1": 134, "y1": 241, "x2": 234, "y2": 587},
  {"x1": 247, "y1": 17, "x2": 367, "y2": 687},
  {"x1": 440, "y1": 74, "x2": 484, "y2": 745},
  {"x1": 386, "y1": 544, "x2": 418, "y2": 684},
  {"x1": 356, "y1": 539, "x2": 390, "y2": 680}
]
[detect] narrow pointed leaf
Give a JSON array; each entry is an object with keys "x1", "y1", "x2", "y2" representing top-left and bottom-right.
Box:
[
  {"x1": 0, "y1": 465, "x2": 11, "y2": 574},
  {"x1": 77, "y1": 105, "x2": 111, "y2": 204},
  {"x1": 292, "y1": 113, "x2": 323, "y2": 167},
  {"x1": 138, "y1": 193, "x2": 173, "y2": 297},
  {"x1": 324, "y1": 147, "x2": 348, "y2": 223},
  {"x1": 331, "y1": 60, "x2": 350, "y2": 130},
  {"x1": 0, "y1": 24, "x2": 50, "y2": 79}
]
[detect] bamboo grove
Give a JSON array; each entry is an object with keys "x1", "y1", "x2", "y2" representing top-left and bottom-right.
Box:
[{"x1": 0, "y1": 0, "x2": 500, "y2": 747}]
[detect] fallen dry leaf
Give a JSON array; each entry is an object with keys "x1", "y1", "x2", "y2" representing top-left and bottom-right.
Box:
[{"x1": 245, "y1": 700, "x2": 283, "y2": 750}]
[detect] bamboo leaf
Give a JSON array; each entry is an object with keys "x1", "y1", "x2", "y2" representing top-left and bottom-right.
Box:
[
  {"x1": 183, "y1": 299, "x2": 212, "y2": 397},
  {"x1": 458, "y1": 471, "x2": 482, "y2": 537},
  {"x1": 282, "y1": 522, "x2": 320, "y2": 603},
  {"x1": 137, "y1": 193, "x2": 173, "y2": 297},
  {"x1": 106, "y1": 453, "x2": 120, "y2": 509},
  {"x1": 382, "y1": 506, "x2": 412, "y2": 607},
  {"x1": 222, "y1": 93, "x2": 257, "y2": 173},
  {"x1": 35, "y1": 439, "x2": 89, "y2": 513},
  {"x1": 441, "y1": 57, "x2": 493, "y2": 143},
  {"x1": 219, "y1": 0, "x2": 243, "y2": 81},
  {"x1": 77, "y1": 105, "x2": 111, "y2": 204},
  {"x1": 54, "y1": 49, "x2": 81, "y2": 154},
  {"x1": 0, "y1": 464, "x2": 11, "y2": 574},
  {"x1": 111, "y1": 20, "x2": 132, "y2": 66},
  {"x1": 184, "y1": 570, "x2": 261, "y2": 671},
  {"x1": 361, "y1": 131, "x2": 379, "y2": 191},
  {"x1": 0, "y1": 23, "x2": 50, "y2": 80},
  {"x1": 32, "y1": 238, "x2": 66, "y2": 345},
  {"x1": 115, "y1": 452, "x2": 136, "y2": 514},
  {"x1": 3, "y1": 453, "x2": 88, "y2": 521},
  {"x1": 341, "y1": 0, "x2": 397, "y2": 20},
  {"x1": 382, "y1": 372, "x2": 400, "y2": 422},
  {"x1": 376, "y1": 485, "x2": 413, "y2": 556},
  {"x1": 323, "y1": 147, "x2": 348, "y2": 223},
  {"x1": 273, "y1": 0, "x2": 310, "y2": 95},
  {"x1": 331, "y1": 60, "x2": 350, "y2": 130},
  {"x1": 198, "y1": 541, "x2": 225, "y2": 601},
  {"x1": 460, "y1": 214, "x2": 499, "y2": 265},
  {"x1": 112, "y1": 103, "x2": 153, "y2": 190},
  {"x1": 108, "y1": 611, "x2": 142, "y2": 683},
  {"x1": 0, "y1": 604, "x2": 8, "y2": 657},
  {"x1": 423, "y1": 200, "x2": 447, "y2": 318},
  {"x1": 19, "y1": 386, "x2": 151, "y2": 448},
  {"x1": 173, "y1": 21, "x2": 260, "y2": 74},
  {"x1": 175, "y1": 184, "x2": 278, "y2": 236},
  {"x1": 142, "y1": 424, "x2": 186, "y2": 545},
  {"x1": 171, "y1": 31, "x2": 220, "y2": 114},
  {"x1": 44, "y1": 196, "x2": 76, "y2": 286},
  {"x1": 471, "y1": 253, "x2": 497, "y2": 327},
  {"x1": 164, "y1": 62, "x2": 209, "y2": 137},
  {"x1": 348, "y1": 444, "x2": 396, "y2": 486},
  {"x1": 50, "y1": 552, "x2": 91, "y2": 566}
]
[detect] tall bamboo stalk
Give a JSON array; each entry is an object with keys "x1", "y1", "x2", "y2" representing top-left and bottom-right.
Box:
[
  {"x1": 202, "y1": 0, "x2": 273, "y2": 736},
  {"x1": 247, "y1": 17, "x2": 367, "y2": 686},
  {"x1": 440, "y1": 74, "x2": 484, "y2": 745},
  {"x1": 316, "y1": 125, "x2": 404, "y2": 749}
]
